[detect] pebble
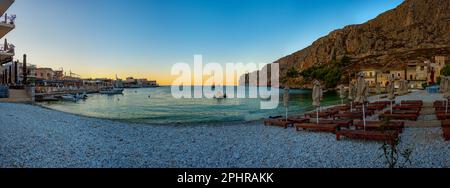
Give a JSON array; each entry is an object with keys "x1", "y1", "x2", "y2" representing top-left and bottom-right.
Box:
[{"x1": 0, "y1": 103, "x2": 449, "y2": 168}]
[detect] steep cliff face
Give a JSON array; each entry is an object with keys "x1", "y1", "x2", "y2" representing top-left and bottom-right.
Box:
[{"x1": 246, "y1": 0, "x2": 450, "y2": 88}]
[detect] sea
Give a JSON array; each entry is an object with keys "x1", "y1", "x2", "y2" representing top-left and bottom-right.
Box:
[{"x1": 39, "y1": 86, "x2": 342, "y2": 124}]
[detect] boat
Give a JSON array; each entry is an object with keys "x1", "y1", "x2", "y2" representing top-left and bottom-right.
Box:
[
  {"x1": 99, "y1": 87, "x2": 124, "y2": 95},
  {"x1": 61, "y1": 94, "x2": 79, "y2": 102},
  {"x1": 214, "y1": 91, "x2": 227, "y2": 99}
]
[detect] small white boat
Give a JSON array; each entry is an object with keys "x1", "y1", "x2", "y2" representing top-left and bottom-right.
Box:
[
  {"x1": 260, "y1": 95, "x2": 271, "y2": 100},
  {"x1": 61, "y1": 94, "x2": 78, "y2": 102},
  {"x1": 99, "y1": 87, "x2": 124, "y2": 95},
  {"x1": 214, "y1": 91, "x2": 227, "y2": 99}
]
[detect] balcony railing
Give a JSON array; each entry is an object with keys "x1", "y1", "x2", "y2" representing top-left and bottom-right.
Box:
[
  {"x1": 0, "y1": 43, "x2": 15, "y2": 54},
  {"x1": 0, "y1": 13, "x2": 15, "y2": 25}
]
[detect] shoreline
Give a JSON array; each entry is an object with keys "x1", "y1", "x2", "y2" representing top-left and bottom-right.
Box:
[
  {"x1": 1, "y1": 90, "x2": 449, "y2": 168},
  {"x1": 0, "y1": 100, "x2": 450, "y2": 168}
]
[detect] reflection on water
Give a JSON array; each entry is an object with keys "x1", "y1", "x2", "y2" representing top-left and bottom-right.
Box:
[{"x1": 39, "y1": 86, "x2": 341, "y2": 124}]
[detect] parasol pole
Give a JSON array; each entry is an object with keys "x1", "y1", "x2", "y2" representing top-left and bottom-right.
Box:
[
  {"x1": 316, "y1": 107, "x2": 319, "y2": 125},
  {"x1": 363, "y1": 102, "x2": 366, "y2": 131},
  {"x1": 286, "y1": 106, "x2": 288, "y2": 122}
]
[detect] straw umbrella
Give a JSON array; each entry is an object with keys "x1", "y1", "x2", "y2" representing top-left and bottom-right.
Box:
[
  {"x1": 339, "y1": 84, "x2": 346, "y2": 105},
  {"x1": 375, "y1": 81, "x2": 381, "y2": 102},
  {"x1": 402, "y1": 80, "x2": 409, "y2": 95},
  {"x1": 348, "y1": 83, "x2": 355, "y2": 112},
  {"x1": 387, "y1": 75, "x2": 396, "y2": 114},
  {"x1": 355, "y1": 72, "x2": 368, "y2": 130},
  {"x1": 312, "y1": 80, "x2": 322, "y2": 125},
  {"x1": 283, "y1": 86, "x2": 290, "y2": 121}
]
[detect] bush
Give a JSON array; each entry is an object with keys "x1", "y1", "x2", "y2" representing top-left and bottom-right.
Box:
[
  {"x1": 441, "y1": 64, "x2": 450, "y2": 76},
  {"x1": 299, "y1": 56, "x2": 350, "y2": 88}
]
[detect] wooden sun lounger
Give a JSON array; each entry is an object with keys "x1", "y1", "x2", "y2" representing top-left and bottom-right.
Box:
[
  {"x1": 380, "y1": 113, "x2": 418, "y2": 121},
  {"x1": 367, "y1": 105, "x2": 387, "y2": 111},
  {"x1": 332, "y1": 105, "x2": 350, "y2": 111},
  {"x1": 385, "y1": 110, "x2": 420, "y2": 116},
  {"x1": 443, "y1": 127, "x2": 450, "y2": 141},
  {"x1": 295, "y1": 123, "x2": 338, "y2": 133},
  {"x1": 371, "y1": 101, "x2": 391, "y2": 105},
  {"x1": 333, "y1": 113, "x2": 363, "y2": 120},
  {"x1": 304, "y1": 112, "x2": 331, "y2": 119},
  {"x1": 287, "y1": 117, "x2": 310, "y2": 124},
  {"x1": 354, "y1": 121, "x2": 405, "y2": 133},
  {"x1": 441, "y1": 120, "x2": 450, "y2": 128},
  {"x1": 336, "y1": 130, "x2": 399, "y2": 144},
  {"x1": 436, "y1": 113, "x2": 450, "y2": 120},
  {"x1": 401, "y1": 100, "x2": 423, "y2": 106},
  {"x1": 264, "y1": 119, "x2": 294, "y2": 129},
  {"x1": 314, "y1": 119, "x2": 353, "y2": 128},
  {"x1": 393, "y1": 105, "x2": 422, "y2": 111}
]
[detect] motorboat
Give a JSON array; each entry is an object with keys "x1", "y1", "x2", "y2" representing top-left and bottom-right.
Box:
[{"x1": 61, "y1": 94, "x2": 79, "y2": 102}]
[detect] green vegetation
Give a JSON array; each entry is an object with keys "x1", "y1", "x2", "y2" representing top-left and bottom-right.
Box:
[
  {"x1": 299, "y1": 56, "x2": 351, "y2": 88},
  {"x1": 441, "y1": 64, "x2": 450, "y2": 76},
  {"x1": 286, "y1": 67, "x2": 300, "y2": 78},
  {"x1": 379, "y1": 118, "x2": 413, "y2": 168}
]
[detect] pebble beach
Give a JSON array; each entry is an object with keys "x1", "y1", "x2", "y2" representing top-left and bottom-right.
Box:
[{"x1": 1, "y1": 90, "x2": 449, "y2": 168}]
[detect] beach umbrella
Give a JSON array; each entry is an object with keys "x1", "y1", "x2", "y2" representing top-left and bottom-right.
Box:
[
  {"x1": 387, "y1": 75, "x2": 396, "y2": 114},
  {"x1": 312, "y1": 80, "x2": 322, "y2": 125},
  {"x1": 355, "y1": 72, "x2": 368, "y2": 130},
  {"x1": 339, "y1": 84, "x2": 346, "y2": 105},
  {"x1": 398, "y1": 80, "x2": 404, "y2": 96},
  {"x1": 402, "y1": 80, "x2": 409, "y2": 95},
  {"x1": 283, "y1": 86, "x2": 290, "y2": 121},
  {"x1": 375, "y1": 81, "x2": 381, "y2": 102},
  {"x1": 348, "y1": 83, "x2": 355, "y2": 112}
]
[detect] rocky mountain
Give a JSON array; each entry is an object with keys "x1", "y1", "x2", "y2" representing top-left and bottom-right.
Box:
[{"x1": 243, "y1": 0, "x2": 450, "y2": 88}]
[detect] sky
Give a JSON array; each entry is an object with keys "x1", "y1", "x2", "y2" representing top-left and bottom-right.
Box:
[{"x1": 6, "y1": 0, "x2": 404, "y2": 85}]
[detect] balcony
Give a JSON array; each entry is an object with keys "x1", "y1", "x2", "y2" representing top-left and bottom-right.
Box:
[
  {"x1": 0, "y1": 0, "x2": 14, "y2": 16},
  {"x1": 0, "y1": 13, "x2": 15, "y2": 39},
  {"x1": 0, "y1": 42, "x2": 14, "y2": 65}
]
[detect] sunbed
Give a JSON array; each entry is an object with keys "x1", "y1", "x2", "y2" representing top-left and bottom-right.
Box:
[
  {"x1": 295, "y1": 123, "x2": 338, "y2": 133},
  {"x1": 436, "y1": 113, "x2": 450, "y2": 120},
  {"x1": 336, "y1": 129, "x2": 399, "y2": 144},
  {"x1": 313, "y1": 119, "x2": 353, "y2": 128},
  {"x1": 287, "y1": 117, "x2": 310, "y2": 124},
  {"x1": 354, "y1": 121, "x2": 405, "y2": 133},
  {"x1": 379, "y1": 113, "x2": 418, "y2": 121},
  {"x1": 264, "y1": 119, "x2": 294, "y2": 129},
  {"x1": 443, "y1": 127, "x2": 450, "y2": 141},
  {"x1": 304, "y1": 111, "x2": 331, "y2": 119}
]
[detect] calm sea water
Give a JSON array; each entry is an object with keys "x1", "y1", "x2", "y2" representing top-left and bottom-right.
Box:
[{"x1": 39, "y1": 86, "x2": 342, "y2": 124}]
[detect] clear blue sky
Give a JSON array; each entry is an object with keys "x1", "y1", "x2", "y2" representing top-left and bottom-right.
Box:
[{"x1": 7, "y1": 0, "x2": 403, "y2": 84}]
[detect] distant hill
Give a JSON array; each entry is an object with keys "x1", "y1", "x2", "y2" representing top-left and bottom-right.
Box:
[{"x1": 242, "y1": 0, "x2": 450, "y2": 88}]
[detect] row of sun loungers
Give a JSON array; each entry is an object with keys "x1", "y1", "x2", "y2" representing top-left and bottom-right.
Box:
[{"x1": 265, "y1": 100, "x2": 426, "y2": 143}]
